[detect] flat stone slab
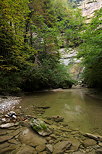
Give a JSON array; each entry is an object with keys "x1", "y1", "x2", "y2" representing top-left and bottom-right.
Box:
[
  {"x1": 0, "y1": 135, "x2": 13, "y2": 143},
  {"x1": 69, "y1": 138, "x2": 80, "y2": 151},
  {"x1": 46, "y1": 144, "x2": 53, "y2": 153},
  {"x1": 0, "y1": 144, "x2": 20, "y2": 153},
  {"x1": 85, "y1": 133, "x2": 102, "y2": 142},
  {"x1": 53, "y1": 141, "x2": 72, "y2": 154},
  {"x1": 19, "y1": 128, "x2": 46, "y2": 147},
  {"x1": 83, "y1": 139, "x2": 97, "y2": 147},
  {"x1": 16, "y1": 145, "x2": 37, "y2": 154},
  {"x1": 0, "y1": 123, "x2": 19, "y2": 128},
  {"x1": 96, "y1": 148, "x2": 102, "y2": 154},
  {"x1": 36, "y1": 144, "x2": 46, "y2": 152}
]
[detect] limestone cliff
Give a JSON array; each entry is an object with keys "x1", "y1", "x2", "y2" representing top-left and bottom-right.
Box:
[{"x1": 78, "y1": 0, "x2": 102, "y2": 22}]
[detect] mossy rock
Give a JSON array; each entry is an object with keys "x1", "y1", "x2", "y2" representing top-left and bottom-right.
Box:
[{"x1": 30, "y1": 118, "x2": 52, "y2": 136}]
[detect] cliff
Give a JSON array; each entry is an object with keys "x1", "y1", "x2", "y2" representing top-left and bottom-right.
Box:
[{"x1": 78, "y1": 0, "x2": 102, "y2": 22}]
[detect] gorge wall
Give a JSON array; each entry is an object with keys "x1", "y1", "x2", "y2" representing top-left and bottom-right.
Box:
[{"x1": 79, "y1": 0, "x2": 102, "y2": 22}]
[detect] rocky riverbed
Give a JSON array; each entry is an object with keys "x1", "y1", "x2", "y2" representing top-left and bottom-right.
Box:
[{"x1": 0, "y1": 103, "x2": 102, "y2": 154}]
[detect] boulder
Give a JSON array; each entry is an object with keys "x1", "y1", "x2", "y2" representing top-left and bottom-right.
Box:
[{"x1": 31, "y1": 118, "x2": 52, "y2": 136}]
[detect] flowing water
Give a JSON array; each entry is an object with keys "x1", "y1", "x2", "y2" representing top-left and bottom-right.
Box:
[{"x1": 20, "y1": 88, "x2": 102, "y2": 135}]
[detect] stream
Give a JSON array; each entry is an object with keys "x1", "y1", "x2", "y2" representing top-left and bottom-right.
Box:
[
  {"x1": 19, "y1": 88, "x2": 102, "y2": 135},
  {"x1": 0, "y1": 88, "x2": 102, "y2": 135}
]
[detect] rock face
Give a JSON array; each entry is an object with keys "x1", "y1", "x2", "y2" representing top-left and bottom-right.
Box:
[{"x1": 79, "y1": 0, "x2": 102, "y2": 22}]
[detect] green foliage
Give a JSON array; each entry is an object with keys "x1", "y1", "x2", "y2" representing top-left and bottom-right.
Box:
[
  {"x1": 0, "y1": 0, "x2": 82, "y2": 94},
  {"x1": 78, "y1": 8, "x2": 102, "y2": 88}
]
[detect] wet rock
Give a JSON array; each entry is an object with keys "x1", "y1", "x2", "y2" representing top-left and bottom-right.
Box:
[
  {"x1": 46, "y1": 144, "x2": 53, "y2": 153},
  {"x1": 85, "y1": 133, "x2": 102, "y2": 142},
  {"x1": 36, "y1": 144, "x2": 46, "y2": 152},
  {"x1": 74, "y1": 151, "x2": 85, "y2": 154},
  {"x1": 82, "y1": 139, "x2": 97, "y2": 147},
  {"x1": 47, "y1": 116, "x2": 64, "y2": 122},
  {"x1": 49, "y1": 140, "x2": 54, "y2": 144},
  {"x1": 0, "y1": 129, "x2": 7, "y2": 135},
  {"x1": 69, "y1": 138, "x2": 80, "y2": 151},
  {"x1": 59, "y1": 127, "x2": 71, "y2": 132},
  {"x1": 0, "y1": 142, "x2": 10, "y2": 149},
  {"x1": 1, "y1": 118, "x2": 6, "y2": 122},
  {"x1": 8, "y1": 139, "x2": 19, "y2": 144},
  {"x1": 38, "y1": 106, "x2": 50, "y2": 109},
  {"x1": 44, "y1": 119, "x2": 53, "y2": 125},
  {"x1": 0, "y1": 144, "x2": 20, "y2": 154},
  {"x1": 31, "y1": 118, "x2": 52, "y2": 136},
  {"x1": 50, "y1": 124, "x2": 58, "y2": 130},
  {"x1": 16, "y1": 144, "x2": 37, "y2": 154},
  {"x1": 0, "y1": 135, "x2": 13, "y2": 143},
  {"x1": 19, "y1": 128, "x2": 46, "y2": 147},
  {"x1": 8, "y1": 129, "x2": 20, "y2": 137},
  {"x1": 7, "y1": 111, "x2": 17, "y2": 117},
  {"x1": 99, "y1": 142, "x2": 102, "y2": 147},
  {"x1": 96, "y1": 148, "x2": 102, "y2": 154},
  {"x1": 62, "y1": 123, "x2": 68, "y2": 127},
  {"x1": 88, "y1": 151, "x2": 95, "y2": 154},
  {"x1": 1, "y1": 96, "x2": 8, "y2": 99},
  {"x1": 0, "y1": 122, "x2": 19, "y2": 128},
  {"x1": 46, "y1": 136, "x2": 51, "y2": 141},
  {"x1": 50, "y1": 134, "x2": 57, "y2": 140},
  {"x1": 53, "y1": 141, "x2": 72, "y2": 154},
  {"x1": 39, "y1": 151, "x2": 47, "y2": 154}
]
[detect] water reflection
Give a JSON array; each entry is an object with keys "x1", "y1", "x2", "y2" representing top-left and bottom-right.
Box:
[{"x1": 20, "y1": 89, "x2": 102, "y2": 135}]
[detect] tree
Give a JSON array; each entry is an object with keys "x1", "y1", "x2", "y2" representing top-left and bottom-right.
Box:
[
  {"x1": 0, "y1": 0, "x2": 82, "y2": 94},
  {"x1": 78, "y1": 8, "x2": 102, "y2": 88}
]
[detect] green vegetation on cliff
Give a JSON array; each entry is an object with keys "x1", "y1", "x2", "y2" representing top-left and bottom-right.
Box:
[
  {"x1": 0, "y1": 0, "x2": 83, "y2": 94},
  {"x1": 78, "y1": 8, "x2": 102, "y2": 89},
  {"x1": 1, "y1": 0, "x2": 101, "y2": 92}
]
